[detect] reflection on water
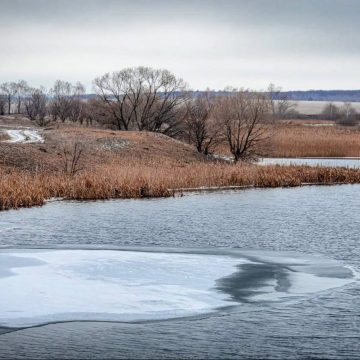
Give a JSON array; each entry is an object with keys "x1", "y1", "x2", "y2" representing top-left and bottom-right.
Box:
[{"x1": 0, "y1": 185, "x2": 359, "y2": 359}]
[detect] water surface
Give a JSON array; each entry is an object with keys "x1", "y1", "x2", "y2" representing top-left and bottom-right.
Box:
[
  {"x1": 259, "y1": 157, "x2": 360, "y2": 168},
  {"x1": 0, "y1": 185, "x2": 359, "y2": 359}
]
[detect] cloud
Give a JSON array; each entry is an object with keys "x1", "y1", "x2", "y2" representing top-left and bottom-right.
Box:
[{"x1": 1, "y1": 0, "x2": 359, "y2": 90}]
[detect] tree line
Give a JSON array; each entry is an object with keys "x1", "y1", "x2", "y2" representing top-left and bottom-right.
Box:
[
  {"x1": 321, "y1": 102, "x2": 359, "y2": 126},
  {"x1": 2, "y1": 66, "x2": 355, "y2": 161}
]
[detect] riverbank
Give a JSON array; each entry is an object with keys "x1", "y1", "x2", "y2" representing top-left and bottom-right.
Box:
[
  {"x1": 2, "y1": 162, "x2": 360, "y2": 211},
  {"x1": 2, "y1": 119, "x2": 360, "y2": 211}
]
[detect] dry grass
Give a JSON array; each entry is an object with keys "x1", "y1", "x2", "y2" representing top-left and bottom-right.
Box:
[
  {"x1": 0, "y1": 124, "x2": 208, "y2": 210},
  {"x1": 269, "y1": 123, "x2": 360, "y2": 157},
  {"x1": 207, "y1": 121, "x2": 360, "y2": 159},
  {"x1": 2, "y1": 120, "x2": 360, "y2": 211},
  {"x1": 0, "y1": 132, "x2": 10, "y2": 141},
  {"x1": 2, "y1": 162, "x2": 360, "y2": 211}
]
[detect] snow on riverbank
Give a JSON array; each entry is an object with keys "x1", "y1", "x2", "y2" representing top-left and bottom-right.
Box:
[{"x1": 1, "y1": 129, "x2": 44, "y2": 143}]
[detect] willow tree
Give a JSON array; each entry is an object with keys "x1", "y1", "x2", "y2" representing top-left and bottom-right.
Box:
[
  {"x1": 24, "y1": 87, "x2": 49, "y2": 127},
  {"x1": 49, "y1": 80, "x2": 86, "y2": 123},
  {"x1": 185, "y1": 93, "x2": 222, "y2": 154},
  {"x1": 215, "y1": 89, "x2": 272, "y2": 162},
  {"x1": 93, "y1": 67, "x2": 189, "y2": 134},
  {"x1": 0, "y1": 82, "x2": 17, "y2": 114}
]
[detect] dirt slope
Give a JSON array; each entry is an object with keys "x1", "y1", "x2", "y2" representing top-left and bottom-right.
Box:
[{"x1": 0, "y1": 121, "x2": 205, "y2": 173}]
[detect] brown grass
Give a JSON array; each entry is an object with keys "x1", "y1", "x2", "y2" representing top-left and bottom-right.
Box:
[
  {"x1": 2, "y1": 120, "x2": 360, "y2": 211},
  {"x1": 0, "y1": 132, "x2": 10, "y2": 142},
  {"x1": 208, "y1": 122, "x2": 360, "y2": 159},
  {"x1": 268, "y1": 123, "x2": 360, "y2": 158},
  {"x1": 2, "y1": 162, "x2": 360, "y2": 211}
]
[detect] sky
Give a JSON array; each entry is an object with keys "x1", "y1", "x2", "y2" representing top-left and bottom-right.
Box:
[{"x1": 1, "y1": 0, "x2": 360, "y2": 91}]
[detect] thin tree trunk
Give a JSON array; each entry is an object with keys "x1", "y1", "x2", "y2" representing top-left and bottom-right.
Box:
[{"x1": 7, "y1": 95, "x2": 11, "y2": 114}]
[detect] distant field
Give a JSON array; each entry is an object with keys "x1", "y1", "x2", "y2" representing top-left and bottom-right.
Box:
[{"x1": 288, "y1": 100, "x2": 360, "y2": 115}]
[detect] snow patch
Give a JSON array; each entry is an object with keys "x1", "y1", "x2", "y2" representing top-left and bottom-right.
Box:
[{"x1": 2, "y1": 129, "x2": 44, "y2": 144}]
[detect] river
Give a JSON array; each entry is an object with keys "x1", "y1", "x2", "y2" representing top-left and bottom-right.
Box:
[
  {"x1": 0, "y1": 185, "x2": 359, "y2": 359},
  {"x1": 259, "y1": 157, "x2": 360, "y2": 168}
]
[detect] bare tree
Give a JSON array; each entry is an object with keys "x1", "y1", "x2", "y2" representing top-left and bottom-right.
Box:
[
  {"x1": 0, "y1": 94, "x2": 6, "y2": 115},
  {"x1": 185, "y1": 93, "x2": 221, "y2": 154},
  {"x1": 0, "y1": 82, "x2": 17, "y2": 114},
  {"x1": 82, "y1": 98, "x2": 110, "y2": 126},
  {"x1": 277, "y1": 96, "x2": 298, "y2": 119},
  {"x1": 268, "y1": 83, "x2": 280, "y2": 118},
  {"x1": 214, "y1": 89, "x2": 272, "y2": 162},
  {"x1": 49, "y1": 80, "x2": 86, "y2": 123},
  {"x1": 24, "y1": 87, "x2": 49, "y2": 127},
  {"x1": 49, "y1": 80, "x2": 73, "y2": 122},
  {"x1": 134, "y1": 68, "x2": 189, "y2": 134},
  {"x1": 338, "y1": 102, "x2": 358, "y2": 126},
  {"x1": 268, "y1": 83, "x2": 297, "y2": 119},
  {"x1": 61, "y1": 141, "x2": 84, "y2": 176},
  {"x1": 13, "y1": 80, "x2": 29, "y2": 114},
  {"x1": 68, "y1": 82, "x2": 86, "y2": 123},
  {"x1": 93, "y1": 67, "x2": 189, "y2": 133},
  {"x1": 321, "y1": 102, "x2": 340, "y2": 121}
]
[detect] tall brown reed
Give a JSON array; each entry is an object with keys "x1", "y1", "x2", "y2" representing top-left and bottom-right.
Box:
[
  {"x1": 269, "y1": 125, "x2": 360, "y2": 157},
  {"x1": 2, "y1": 163, "x2": 360, "y2": 211}
]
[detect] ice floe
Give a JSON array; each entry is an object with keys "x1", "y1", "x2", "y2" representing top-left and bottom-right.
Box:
[
  {"x1": 0, "y1": 250, "x2": 243, "y2": 327},
  {"x1": 0, "y1": 249, "x2": 356, "y2": 328}
]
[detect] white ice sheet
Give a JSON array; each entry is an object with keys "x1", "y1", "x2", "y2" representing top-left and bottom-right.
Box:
[
  {"x1": 0, "y1": 250, "x2": 242, "y2": 327},
  {"x1": 0, "y1": 249, "x2": 356, "y2": 328}
]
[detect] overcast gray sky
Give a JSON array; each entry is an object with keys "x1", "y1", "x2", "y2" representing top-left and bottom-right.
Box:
[{"x1": 1, "y1": 0, "x2": 359, "y2": 91}]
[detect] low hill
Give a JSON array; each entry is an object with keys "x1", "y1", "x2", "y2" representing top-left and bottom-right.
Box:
[{"x1": 0, "y1": 121, "x2": 204, "y2": 173}]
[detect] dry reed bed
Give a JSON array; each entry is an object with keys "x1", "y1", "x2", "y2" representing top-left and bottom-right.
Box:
[
  {"x1": 2, "y1": 163, "x2": 360, "y2": 211},
  {"x1": 270, "y1": 125, "x2": 360, "y2": 157}
]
